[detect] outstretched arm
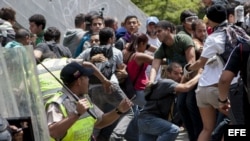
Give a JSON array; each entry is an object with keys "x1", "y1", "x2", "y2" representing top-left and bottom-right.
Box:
[
  {"x1": 174, "y1": 69, "x2": 202, "y2": 93},
  {"x1": 94, "y1": 98, "x2": 133, "y2": 129}
]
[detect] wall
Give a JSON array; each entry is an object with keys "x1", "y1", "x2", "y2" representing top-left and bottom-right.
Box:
[{"x1": 0, "y1": 0, "x2": 148, "y2": 37}]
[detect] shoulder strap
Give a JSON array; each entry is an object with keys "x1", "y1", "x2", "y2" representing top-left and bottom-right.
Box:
[{"x1": 125, "y1": 52, "x2": 134, "y2": 64}]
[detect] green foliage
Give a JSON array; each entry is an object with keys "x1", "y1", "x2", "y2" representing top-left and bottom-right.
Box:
[{"x1": 131, "y1": 0, "x2": 205, "y2": 25}]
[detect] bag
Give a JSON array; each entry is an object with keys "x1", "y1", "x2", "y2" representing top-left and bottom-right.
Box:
[
  {"x1": 88, "y1": 46, "x2": 114, "y2": 84},
  {"x1": 119, "y1": 76, "x2": 136, "y2": 99},
  {"x1": 47, "y1": 42, "x2": 72, "y2": 58},
  {"x1": 219, "y1": 24, "x2": 250, "y2": 63}
]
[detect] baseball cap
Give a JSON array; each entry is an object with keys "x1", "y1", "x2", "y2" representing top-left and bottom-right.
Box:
[
  {"x1": 146, "y1": 16, "x2": 159, "y2": 25},
  {"x1": 60, "y1": 62, "x2": 94, "y2": 85}
]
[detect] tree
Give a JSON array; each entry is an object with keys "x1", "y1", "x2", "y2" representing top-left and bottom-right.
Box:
[{"x1": 131, "y1": 0, "x2": 205, "y2": 25}]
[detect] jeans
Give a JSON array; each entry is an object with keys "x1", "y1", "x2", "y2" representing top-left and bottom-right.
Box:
[
  {"x1": 177, "y1": 86, "x2": 202, "y2": 141},
  {"x1": 132, "y1": 90, "x2": 146, "y2": 108},
  {"x1": 138, "y1": 114, "x2": 179, "y2": 141},
  {"x1": 124, "y1": 90, "x2": 146, "y2": 141},
  {"x1": 89, "y1": 82, "x2": 134, "y2": 141}
]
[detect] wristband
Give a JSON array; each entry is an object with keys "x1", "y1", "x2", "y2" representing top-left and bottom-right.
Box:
[
  {"x1": 218, "y1": 98, "x2": 228, "y2": 103},
  {"x1": 115, "y1": 108, "x2": 123, "y2": 115}
]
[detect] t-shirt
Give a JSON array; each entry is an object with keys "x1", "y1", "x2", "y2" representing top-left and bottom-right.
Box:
[
  {"x1": 154, "y1": 34, "x2": 194, "y2": 67},
  {"x1": 224, "y1": 45, "x2": 250, "y2": 85},
  {"x1": 140, "y1": 79, "x2": 178, "y2": 118}
]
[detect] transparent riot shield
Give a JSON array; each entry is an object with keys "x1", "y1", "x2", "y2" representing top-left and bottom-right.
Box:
[{"x1": 0, "y1": 45, "x2": 50, "y2": 141}]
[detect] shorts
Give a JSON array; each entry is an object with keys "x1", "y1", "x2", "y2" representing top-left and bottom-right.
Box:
[{"x1": 195, "y1": 86, "x2": 219, "y2": 108}]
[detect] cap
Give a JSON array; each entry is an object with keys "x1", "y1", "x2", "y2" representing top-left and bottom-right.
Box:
[
  {"x1": 60, "y1": 62, "x2": 94, "y2": 85},
  {"x1": 146, "y1": 16, "x2": 159, "y2": 25},
  {"x1": 206, "y1": 4, "x2": 227, "y2": 24}
]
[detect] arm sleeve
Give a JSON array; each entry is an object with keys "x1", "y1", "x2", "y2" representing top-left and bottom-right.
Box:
[{"x1": 46, "y1": 103, "x2": 64, "y2": 126}]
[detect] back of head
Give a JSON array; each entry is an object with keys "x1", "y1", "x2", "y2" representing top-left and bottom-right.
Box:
[
  {"x1": 99, "y1": 27, "x2": 114, "y2": 45},
  {"x1": 128, "y1": 32, "x2": 148, "y2": 52},
  {"x1": 29, "y1": 14, "x2": 46, "y2": 30},
  {"x1": 44, "y1": 27, "x2": 61, "y2": 42},
  {"x1": 15, "y1": 28, "x2": 30, "y2": 44},
  {"x1": 206, "y1": 4, "x2": 227, "y2": 24},
  {"x1": 74, "y1": 13, "x2": 85, "y2": 28},
  {"x1": 0, "y1": 7, "x2": 16, "y2": 22}
]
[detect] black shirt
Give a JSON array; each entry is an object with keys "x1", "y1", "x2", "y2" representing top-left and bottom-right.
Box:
[{"x1": 224, "y1": 43, "x2": 250, "y2": 85}]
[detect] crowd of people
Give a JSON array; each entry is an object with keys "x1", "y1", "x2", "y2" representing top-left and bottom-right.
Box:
[{"x1": 1, "y1": 0, "x2": 250, "y2": 141}]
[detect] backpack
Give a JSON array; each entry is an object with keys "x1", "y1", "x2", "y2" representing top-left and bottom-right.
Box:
[
  {"x1": 74, "y1": 32, "x2": 91, "y2": 57},
  {"x1": 239, "y1": 42, "x2": 250, "y2": 103},
  {"x1": 219, "y1": 24, "x2": 250, "y2": 63},
  {"x1": 115, "y1": 37, "x2": 126, "y2": 51},
  {"x1": 88, "y1": 46, "x2": 114, "y2": 84},
  {"x1": 47, "y1": 42, "x2": 72, "y2": 58},
  {"x1": 0, "y1": 19, "x2": 15, "y2": 47}
]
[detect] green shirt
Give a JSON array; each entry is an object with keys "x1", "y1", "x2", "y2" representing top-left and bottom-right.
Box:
[
  {"x1": 36, "y1": 31, "x2": 45, "y2": 45},
  {"x1": 154, "y1": 34, "x2": 194, "y2": 67}
]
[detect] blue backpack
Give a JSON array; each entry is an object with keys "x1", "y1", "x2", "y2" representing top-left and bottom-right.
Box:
[{"x1": 73, "y1": 32, "x2": 91, "y2": 58}]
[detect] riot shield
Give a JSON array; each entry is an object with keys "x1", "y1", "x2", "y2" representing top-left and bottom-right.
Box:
[{"x1": 0, "y1": 45, "x2": 50, "y2": 141}]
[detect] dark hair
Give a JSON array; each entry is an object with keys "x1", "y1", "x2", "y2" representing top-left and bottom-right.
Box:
[
  {"x1": 44, "y1": 27, "x2": 61, "y2": 43},
  {"x1": 85, "y1": 11, "x2": 100, "y2": 30},
  {"x1": 180, "y1": 10, "x2": 196, "y2": 23},
  {"x1": 99, "y1": 27, "x2": 114, "y2": 45},
  {"x1": 15, "y1": 28, "x2": 30, "y2": 41},
  {"x1": 127, "y1": 33, "x2": 148, "y2": 52},
  {"x1": 29, "y1": 14, "x2": 46, "y2": 30},
  {"x1": 156, "y1": 20, "x2": 176, "y2": 33},
  {"x1": 90, "y1": 15, "x2": 104, "y2": 25},
  {"x1": 167, "y1": 62, "x2": 182, "y2": 73},
  {"x1": 123, "y1": 15, "x2": 138, "y2": 24},
  {"x1": 0, "y1": 7, "x2": 16, "y2": 21},
  {"x1": 74, "y1": 13, "x2": 85, "y2": 27},
  {"x1": 244, "y1": 1, "x2": 250, "y2": 15},
  {"x1": 104, "y1": 17, "x2": 115, "y2": 28},
  {"x1": 191, "y1": 19, "x2": 205, "y2": 31}
]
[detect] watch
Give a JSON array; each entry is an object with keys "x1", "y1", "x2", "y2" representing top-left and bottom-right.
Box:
[
  {"x1": 74, "y1": 110, "x2": 81, "y2": 117},
  {"x1": 115, "y1": 108, "x2": 123, "y2": 115}
]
